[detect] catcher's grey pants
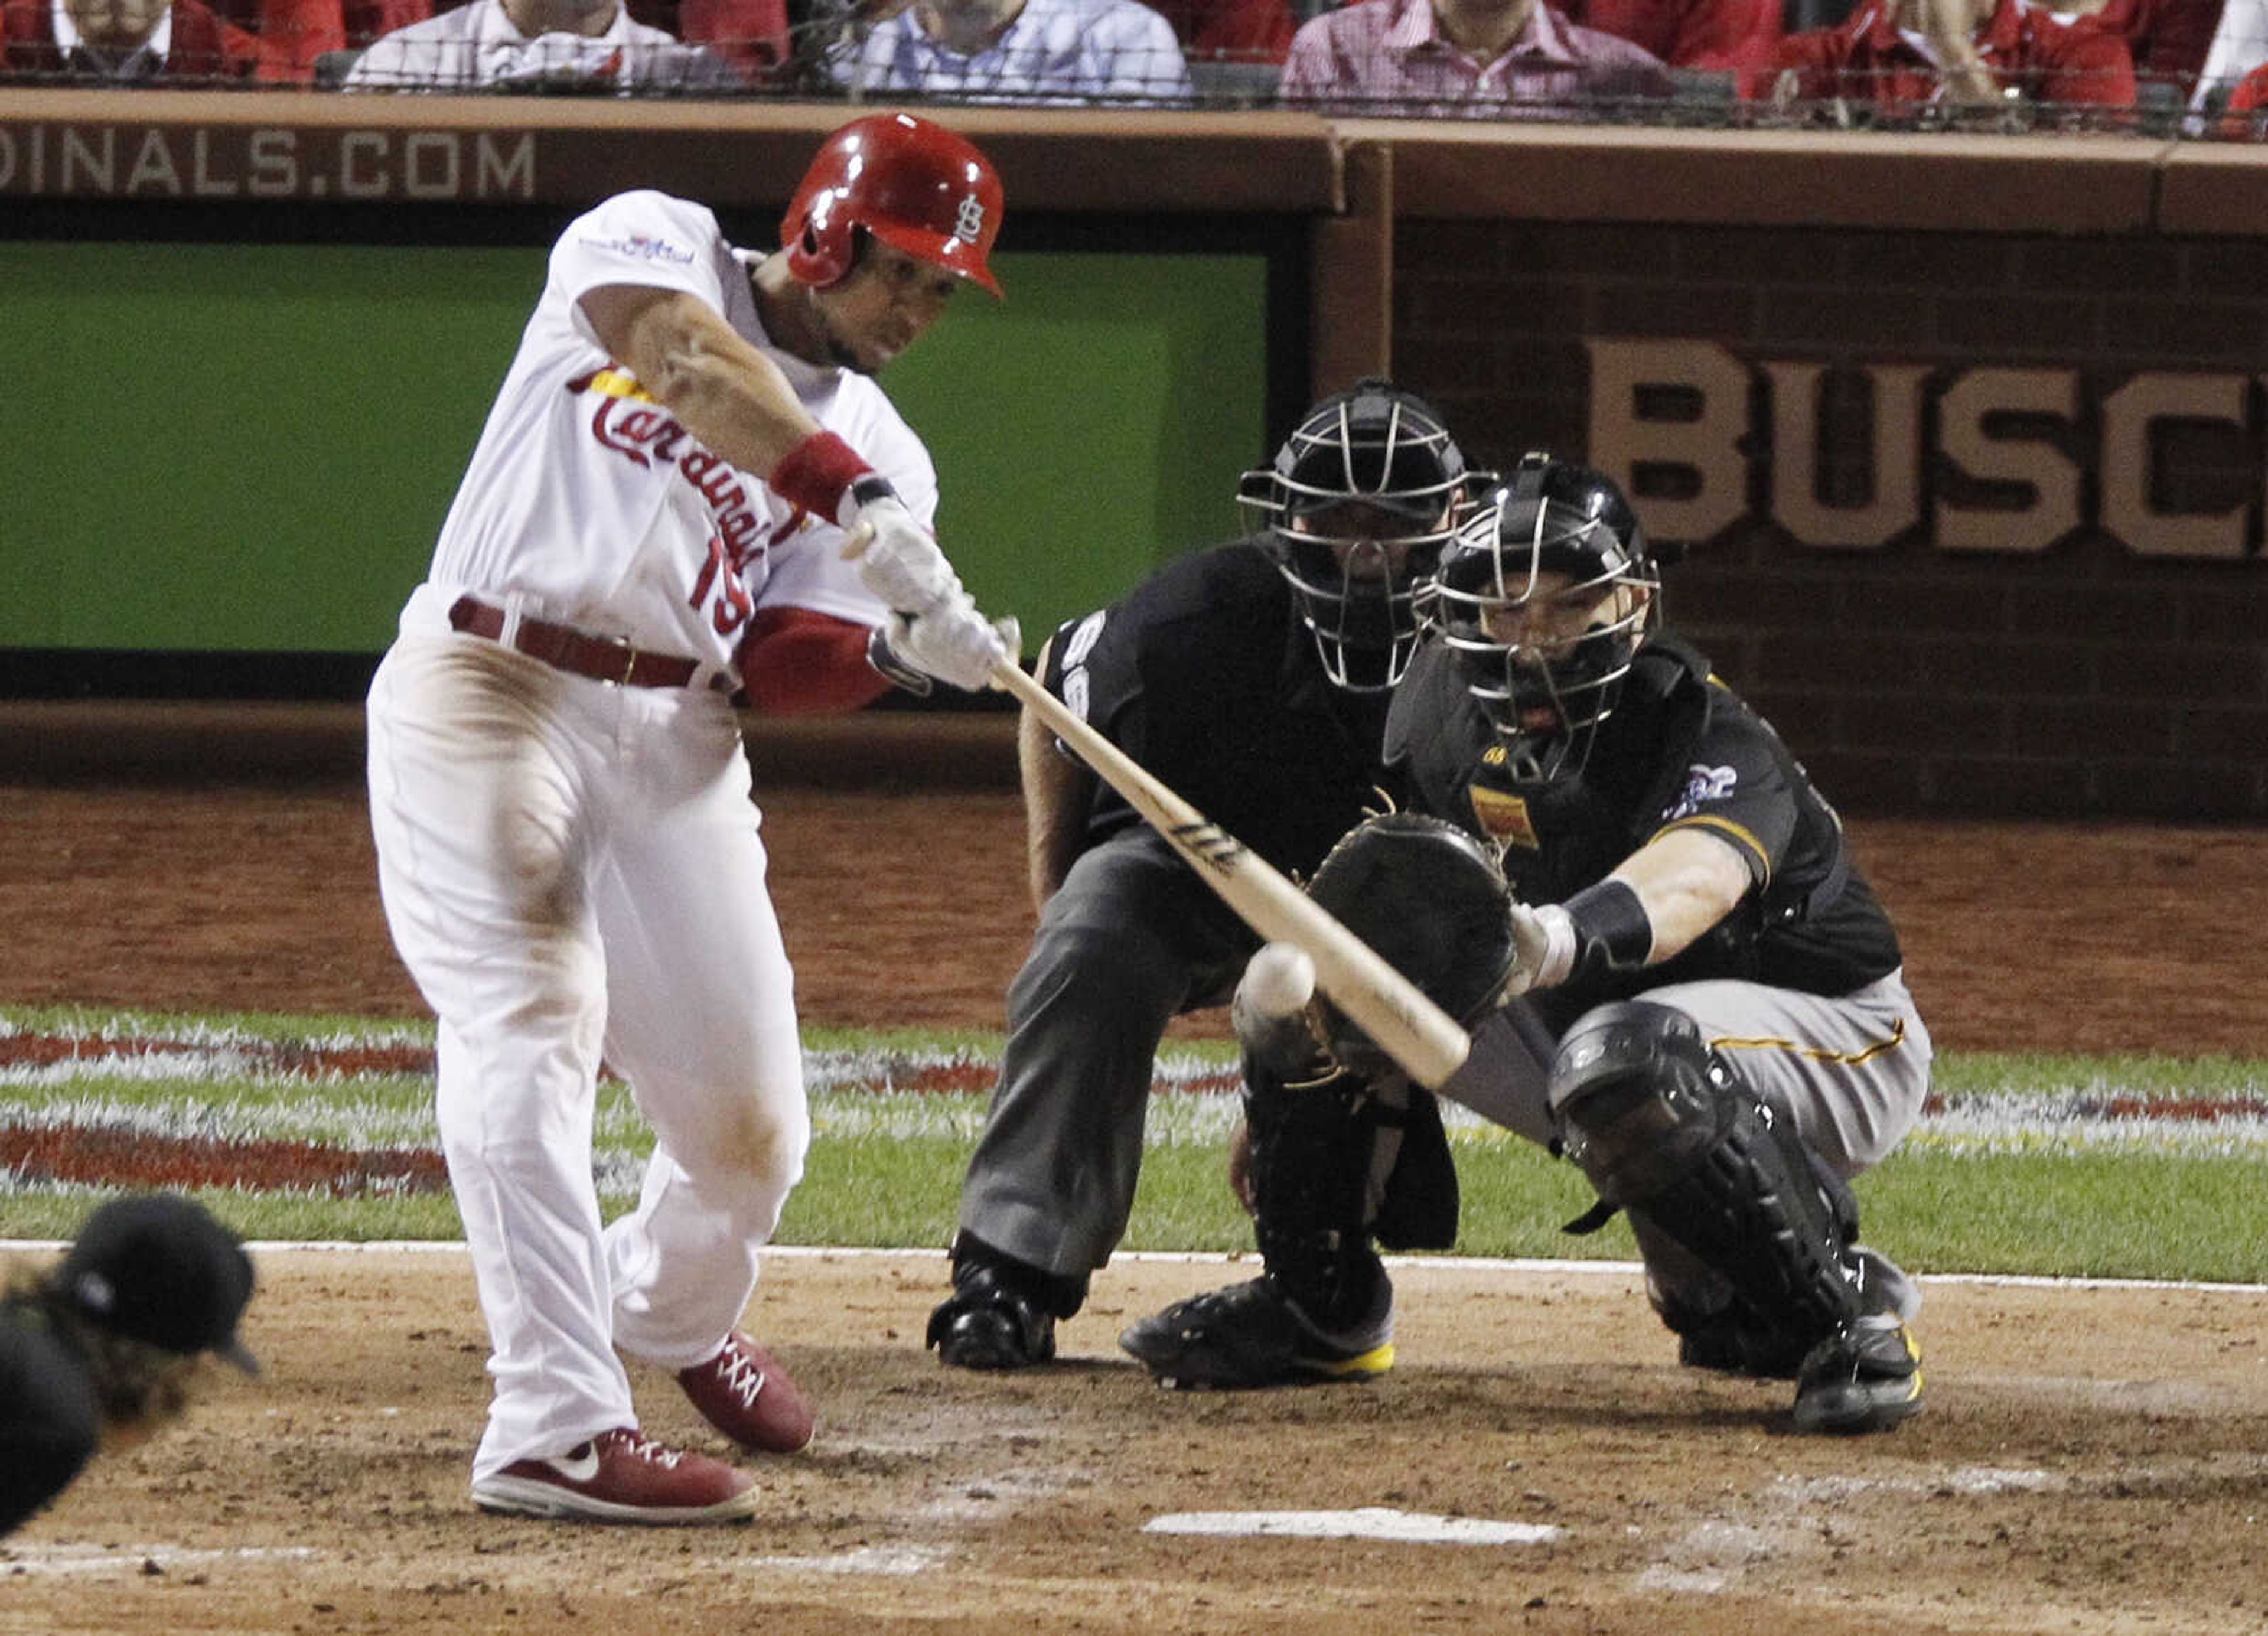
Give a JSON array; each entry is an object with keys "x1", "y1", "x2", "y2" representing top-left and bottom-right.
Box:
[
  {"x1": 1445, "y1": 969, "x2": 1932, "y2": 1320},
  {"x1": 957, "y1": 829, "x2": 1256, "y2": 1288},
  {"x1": 1447, "y1": 969, "x2": 1931, "y2": 1179}
]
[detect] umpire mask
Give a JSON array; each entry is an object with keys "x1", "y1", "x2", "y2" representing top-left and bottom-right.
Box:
[
  {"x1": 1238, "y1": 379, "x2": 1479, "y2": 695},
  {"x1": 1429, "y1": 452, "x2": 1657, "y2": 782}
]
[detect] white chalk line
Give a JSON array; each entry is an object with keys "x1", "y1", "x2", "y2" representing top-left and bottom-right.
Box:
[
  {"x1": 3, "y1": 1241, "x2": 2236, "y2": 1298},
  {"x1": 1, "y1": 1544, "x2": 320, "y2": 1576}
]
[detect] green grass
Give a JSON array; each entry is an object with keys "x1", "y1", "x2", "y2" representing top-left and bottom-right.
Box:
[{"x1": 4, "y1": 1006, "x2": 2266, "y2": 1284}]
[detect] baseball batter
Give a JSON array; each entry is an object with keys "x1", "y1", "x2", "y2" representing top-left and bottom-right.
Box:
[
  {"x1": 366, "y1": 114, "x2": 1016, "y2": 1524},
  {"x1": 927, "y1": 382, "x2": 1481, "y2": 1368},
  {"x1": 1123, "y1": 454, "x2": 1933, "y2": 1436}
]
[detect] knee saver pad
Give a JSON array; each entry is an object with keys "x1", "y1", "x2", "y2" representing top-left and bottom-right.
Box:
[{"x1": 1548, "y1": 1001, "x2": 1736, "y2": 1207}]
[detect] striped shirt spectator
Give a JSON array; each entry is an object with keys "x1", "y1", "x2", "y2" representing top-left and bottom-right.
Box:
[
  {"x1": 833, "y1": 0, "x2": 1192, "y2": 102},
  {"x1": 343, "y1": 0, "x2": 739, "y2": 88},
  {"x1": 1279, "y1": 0, "x2": 1672, "y2": 116}
]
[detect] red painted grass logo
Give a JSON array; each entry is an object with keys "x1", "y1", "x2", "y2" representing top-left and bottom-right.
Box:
[{"x1": 2, "y1": 1019, "x2": 2260, "y2": 1197}]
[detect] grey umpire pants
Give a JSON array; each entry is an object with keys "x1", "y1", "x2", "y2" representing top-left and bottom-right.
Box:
[{"x1": 956, "y1": 829, "x2": 1257, "y2": 1289}]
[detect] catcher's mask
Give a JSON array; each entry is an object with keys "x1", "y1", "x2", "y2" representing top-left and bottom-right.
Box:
[
  {"x1": 782, "y1": 113, "x2": 1005, "y2": 299},
  {"x1": 1237, "y1": 379, "x2": 1481, "y2": 695},
  {"x1": 1305, "y1": 812, "x2": 1520, "y2": 1045},
  {"x1": 1428, "y1": 452, "x2": 1657, "y2": 782}
]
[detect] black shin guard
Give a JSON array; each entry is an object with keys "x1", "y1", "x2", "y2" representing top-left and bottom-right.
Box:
[
  {"x1": 1550, "y1": 1002, "x2": 1864, "y2": 1344},
  {"x1": 1243, "y1": 1060, "x2": 1388, "y2": 1334}
]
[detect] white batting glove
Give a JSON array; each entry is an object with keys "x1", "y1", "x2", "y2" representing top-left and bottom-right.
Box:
[
  {"x1": 878, "y1": 599, "x2": 1016, "y2": 695},
  {"x1": 839, "y1": 477, "x2": 956, "y2": 617}
]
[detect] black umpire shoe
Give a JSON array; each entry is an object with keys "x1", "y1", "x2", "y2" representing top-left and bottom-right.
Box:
[
  {"x1": 1118, "y1": 1275, "x2": 1393, "y2": 1390},
  {"x1": 1791, "y1": 1312, "x2": 1925, "y2": 1434},
  {"x1": 927, "y1": 1261, "x2": 1057, "y2": 1370}
]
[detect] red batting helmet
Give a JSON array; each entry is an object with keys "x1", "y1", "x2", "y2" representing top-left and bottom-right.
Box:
[{"x1": 782, "y1": 114, "x2": 1004, "y2": 299}]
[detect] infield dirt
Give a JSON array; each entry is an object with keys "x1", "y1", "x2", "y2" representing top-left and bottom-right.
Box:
[{"x1": 2, "y1": 714, "x2": 2265, "y2": 1634}]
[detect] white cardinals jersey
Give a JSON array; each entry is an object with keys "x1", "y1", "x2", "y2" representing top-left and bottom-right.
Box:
[{"x1": 399, "y1": 188, "x2": 932, "y2": 680}]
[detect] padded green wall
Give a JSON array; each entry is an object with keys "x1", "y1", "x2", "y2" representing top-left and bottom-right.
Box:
[{"x1": 0, "y1": 240, "x2": 1266, "y2": 652}]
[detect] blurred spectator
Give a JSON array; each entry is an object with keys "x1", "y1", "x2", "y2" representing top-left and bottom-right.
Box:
[
  {"x1": 1145, "y1": 0, "x2": 1293, "y2": 61},
  {"x1": 344, "y1": 0, "x2": 742, "y2": 87},
  {"x1": 663, "y1": 0, "x2": 784, "y2": 79},
  {"x1": 178, "y1": 0, "x2": 343, "y2": 70},
  {"x1": 832, "y1": 0, "x2": 1193, "y2": 101},
  {"x1": 2189, "y1": 0, "x2": 2262, "y2": 107},
  {"x1": 1750, "y1": 0, "x2": 2137, "y2": 118},
  {"x1": 340, "y1": 0, "x2": 418, "y2": 43},
  {"x1": 2215, "y1": 49, "x2": 2266, "y2": 119},
  {"x1": 2, "y1": 0, "x2": 315, "y2": 77},
  {"x1": 1565, "y1": 0, "x2": 1778, "y2": 72},
  {"x1": 311, "y1": 0, "x2": 784, "y2": 78},
  {"x1": 1278, "y1": 0, "x2": 1673, "y2": 116},
  {"x1": 2032, "y1": 0, "x2": 2220, "y2": 93}
]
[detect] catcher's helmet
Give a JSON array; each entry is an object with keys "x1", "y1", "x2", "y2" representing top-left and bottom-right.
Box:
[
  {"x1": 1429, "y1": 452, "x2": 1657, "y2": 781},
  {"x1": 782, "y1": 114, "x2": 1004, "y2": 299},
  {"x1": 1237, "y1": 379, "x2": 1480, "y2": 695}
]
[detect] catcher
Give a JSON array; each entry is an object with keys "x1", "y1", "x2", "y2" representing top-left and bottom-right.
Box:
[
  {"x1": 1121, "y1": 453, "x2": 1932, "y2": 1436},
  {"x1": 1, "y1": 1193, "x2": 260, "y2": 1536}
]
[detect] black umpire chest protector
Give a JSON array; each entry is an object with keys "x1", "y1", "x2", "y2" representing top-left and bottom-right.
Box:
[{"x1": 1058, "y1": 540, "x2": 1394, "y2": 879}]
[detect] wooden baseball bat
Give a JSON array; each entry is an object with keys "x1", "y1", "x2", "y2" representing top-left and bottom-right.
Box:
[{"x1": 989, "y1": 657, "x2": 1473, "y2": 1089}]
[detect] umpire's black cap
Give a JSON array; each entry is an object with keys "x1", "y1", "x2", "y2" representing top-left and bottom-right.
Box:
[
  {"x1": 55, "y1": 1195, "x2": 260, "y2": 1376},
  {"x1": 0, "y1": 1306, "x2": 101, "y2": 1536}
]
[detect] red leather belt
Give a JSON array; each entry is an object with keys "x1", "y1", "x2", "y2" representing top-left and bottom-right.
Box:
[{"x1": 448, "y1": 596, "x2": 718, "y2": 690}]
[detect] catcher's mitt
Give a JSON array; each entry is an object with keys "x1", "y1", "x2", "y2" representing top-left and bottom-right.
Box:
[{"x1": 1305, "y1": 812, "x2": 1521, "y2": 1034}]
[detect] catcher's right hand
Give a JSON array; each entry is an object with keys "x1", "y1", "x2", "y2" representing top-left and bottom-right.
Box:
[{"x1": 1504, "y1": 901, "x2": 1576, "y2": 996}]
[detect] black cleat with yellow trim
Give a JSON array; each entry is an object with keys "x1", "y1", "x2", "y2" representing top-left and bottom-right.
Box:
[
  {"x1": 1120, "y1": 1275, "x2": 1393, "y2": 1390},
  {"x1": 1792, "y1": 1311, "x2": 1925, "y2": 1434}
]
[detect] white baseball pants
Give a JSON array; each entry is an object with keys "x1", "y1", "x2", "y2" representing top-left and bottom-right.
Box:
[{"x1": 367, "y1": 633, "x2": 808, "y2": 1482}]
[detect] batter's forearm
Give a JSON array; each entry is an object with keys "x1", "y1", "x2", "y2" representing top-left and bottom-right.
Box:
[{"x1": 581, "y1": 285, "x2": 822, "y2": 480}]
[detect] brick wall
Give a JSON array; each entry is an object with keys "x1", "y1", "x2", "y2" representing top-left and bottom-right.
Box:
[{"x1": 1394, "y1": 219, "x2": 2268, "y2": 820}]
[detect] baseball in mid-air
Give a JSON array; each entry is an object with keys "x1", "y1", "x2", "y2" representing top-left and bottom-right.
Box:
[{"x1": 1242, "y1": 941, "x2": 1316, "y2": 1017}]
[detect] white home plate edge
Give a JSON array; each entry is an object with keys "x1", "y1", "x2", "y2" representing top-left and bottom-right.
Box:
[{"x1": 1145, "y1": 1507, "x2": 1560, "y2": 1545}]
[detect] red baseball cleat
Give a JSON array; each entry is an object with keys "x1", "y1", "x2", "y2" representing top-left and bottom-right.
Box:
[
  {"x1": 677, "y1": 1331, "x2": 816, "y2": 1454},
  {"x1": 470, "y1": 1428, "x2": 757, "y2": 1525}
]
